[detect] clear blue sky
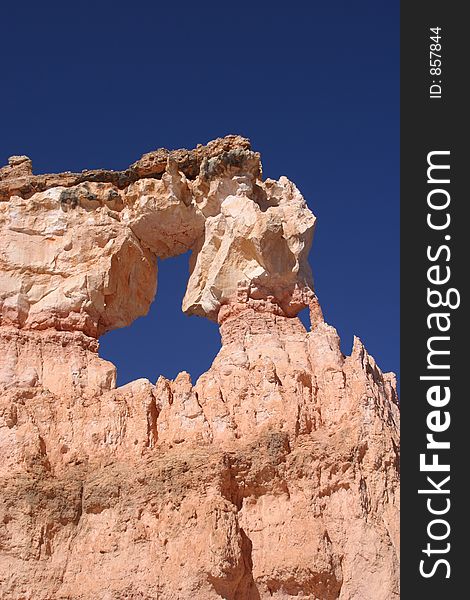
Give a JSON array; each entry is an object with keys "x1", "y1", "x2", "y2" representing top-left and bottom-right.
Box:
[{"x1": 1, "y1": 1, "x2": 399, "y2": 385}]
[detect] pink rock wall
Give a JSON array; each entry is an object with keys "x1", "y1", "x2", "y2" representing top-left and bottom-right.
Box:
[{"x1": 0, "y1": 138, "x2": 399, "y2": 599}]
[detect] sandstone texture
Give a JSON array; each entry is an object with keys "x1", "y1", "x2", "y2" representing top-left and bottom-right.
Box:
[{"x1": 0, "y1": 137, "x2": 399, "y2": 599}]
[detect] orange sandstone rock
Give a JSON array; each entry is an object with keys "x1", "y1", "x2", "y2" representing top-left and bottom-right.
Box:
[{"x1": 0, "y1": 137, "x2": 399, "y2": 599}]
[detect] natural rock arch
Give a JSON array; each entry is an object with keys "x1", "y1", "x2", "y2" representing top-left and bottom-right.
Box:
[{"x1": 0, "y1": 136, "x2": 317, "y2": 395}]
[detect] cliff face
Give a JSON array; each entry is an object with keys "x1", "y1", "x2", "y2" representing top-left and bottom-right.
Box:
[{"x1": 0, "y1": 137, "x2": 399, "y2": 600}]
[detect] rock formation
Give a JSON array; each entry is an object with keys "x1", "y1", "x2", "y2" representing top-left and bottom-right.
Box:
[{"x1": 0, "y1": 137, "x2": 399, "y2": 599}]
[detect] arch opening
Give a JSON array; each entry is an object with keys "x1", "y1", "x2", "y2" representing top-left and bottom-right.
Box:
[{"x1": 99, "y1": 252, "x2": 220, "y2": 387}]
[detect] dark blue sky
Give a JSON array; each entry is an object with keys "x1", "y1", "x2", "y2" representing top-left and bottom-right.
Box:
[{"x1": 1, "y1": 1, "x2": 399, "y2": 385}]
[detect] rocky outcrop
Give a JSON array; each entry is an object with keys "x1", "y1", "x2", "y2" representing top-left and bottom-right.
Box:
[{"x1": 0, "y1": 137, "x2": 399, "y2": 599}]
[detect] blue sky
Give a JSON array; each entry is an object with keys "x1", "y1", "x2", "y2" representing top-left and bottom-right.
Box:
[{"x1": 1, "y1": 1, "x2": 399, "y2": 385}]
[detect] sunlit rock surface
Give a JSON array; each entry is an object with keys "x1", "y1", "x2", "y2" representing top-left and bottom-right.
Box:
[{"x1": 0, "y1": 137, "x2": 399, "y2": 599}]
